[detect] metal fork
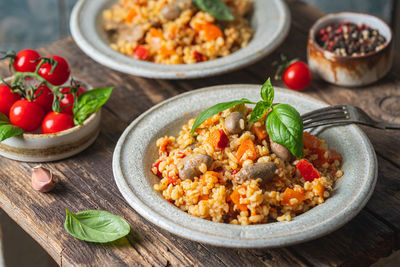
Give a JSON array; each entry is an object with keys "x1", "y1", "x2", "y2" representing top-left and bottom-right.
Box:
[{"x1": 302, "y1": 105, "x2": 400, "y2": 130}]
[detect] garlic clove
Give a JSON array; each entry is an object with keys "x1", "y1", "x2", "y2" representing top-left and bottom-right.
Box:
[{"x1": 31, "y1": 165, "x2": 56, "y2": 193}]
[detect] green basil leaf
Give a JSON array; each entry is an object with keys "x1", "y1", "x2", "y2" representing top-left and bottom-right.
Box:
[
  {"x1": 190, "y1": 98, "x2": 255, "y2": 134},
  {"x1": 249, "y1": 101, "x2": 269, "y2": 123},
  {"x1": 73, "y1": 87, "x2": 114, "y2": 125},
  {"x1": 193, "y1": 0, "x2": 234, "y2": 21},
  {"x1": 64, "y1": 209, "x2": 130, "y2": 243},
  {"x1": 266, "y1": 104, "x2": 303, "y2": 158},
  {"x1": 260, "y1": 78, "x2": 274, "y2": 106},
  {"x1": 0, "y1": 112, "x2": 24, "y2": 142}
]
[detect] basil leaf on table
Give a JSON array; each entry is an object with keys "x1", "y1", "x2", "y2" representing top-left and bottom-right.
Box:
[
  {"x1": 190, "y1": 98, "x2": 255, "y2": 134},
  {"x1": 249, "y1": 101, "x2": 269, "y2": 123},
  {"x1": 260, "y1": 78, "x2": 274, "y2": 106},
  {"x1": 64, "y1": 209, "x2": 130, "y2": 243},
  {"x1": 73, "y1": 87, "x2": 114, "y2": 125},
  {"x1": 193, "y1": 0, "x2": 234, "y2": 21},
  {"x1": 266, "y1": 104, "x2": 304, "y2": 158},
  {"x1": 0, "y1": 112, "x2": 24, "y2": 142}
]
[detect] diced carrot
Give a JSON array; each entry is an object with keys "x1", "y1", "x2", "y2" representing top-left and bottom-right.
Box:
[
  {"x1": 202, "y1": 23, "x2": 223, "y2": 41},
  {"x1": 230, "y1": 185, "x2": 247, "y2": 211},
  {"x1": 149, "y1": 27, "x2": 163, "y2": 39},
  {"x1": 281, "y1": 188, "x2": 306, "y2": 206},
  {"x1": 313, "y1": 181, "x2": 325, "y2": 197},
  {"x1": 252, "y1": 123, "x2": 268, "y2": 140},
  {"x1": 204, "y1": 171, "x2": 222, "y2": 179},
  {"x1": 296, "y1": 159, "x2": 320, "y2": 181},
  {"x1": 125, "y1": 8, "x2": 137, "y2": 23},
  {"x1": 199, "y1": 195, "x2": 209, "y2": 201},
  {"x1": 147, "y1": 28, "x2": 164, "y2": 48},
  {"x1": 201, "y1": 114, "x2": 220, "y2": 127},
  {"x1": 168, "y1": 24, "x2": 179, "y2": 39},
  {"x1": 160, "y1": 138, "x2": 173, "y2": 152},
  {"x1": 236, "y1": 139, "x2": 257, "y2": 164},
  {"x1": 159, "y1": 45, "x2": 175, "y2": 58},
  {"x1": 134, "y1": 45, "x2": 148, "y2": 60},
  {"x1": 208, "y1": 129, "x2": 229, "y2": 149}
]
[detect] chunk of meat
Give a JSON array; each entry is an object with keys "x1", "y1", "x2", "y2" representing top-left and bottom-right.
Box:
[
  {"x1": 116, "y1": 25, "x2": 145, "y2": 43},
  {"x1": 161, "y1": 0, "x2": 192, "y2": 20},
  {"x1": 234, "y1": 162, "x2": 277, "y2": 184},
  {"x1": 178, "y1": 154, "x2": 213, "y2": 180},
  {"x1": 234, "y1": 0, "x2": 253, "y2": 16},
  {"x1": 225, "y1": 112, "x2": 246, "y2": 134},
  {"x1": 269, "y1": 137, "x2": 294, "y2": 162}
]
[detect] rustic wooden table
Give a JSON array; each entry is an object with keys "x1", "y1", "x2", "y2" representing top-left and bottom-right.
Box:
[{"x1": 0, "y1": 1, "x2": 399, "y2": 266}]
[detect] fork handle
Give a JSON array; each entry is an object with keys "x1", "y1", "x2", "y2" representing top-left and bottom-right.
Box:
[{"x1": 377, "y1": 122, "x2": 400, "y2": 130}]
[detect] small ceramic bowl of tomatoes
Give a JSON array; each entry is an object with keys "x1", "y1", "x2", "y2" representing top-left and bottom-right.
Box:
[{"x1": 0, "y1": 49, "x2": 113, "y2": 162}]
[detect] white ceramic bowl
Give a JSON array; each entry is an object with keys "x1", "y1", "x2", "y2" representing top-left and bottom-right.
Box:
[
  {"x1": 70, "y1": 0, "x2": 291, "y2": 79},
  {"x1": 112, "y1": 84, "x2": 377, "y2": 248},
  {"x1": 0, "y1": 78, "x2": 101, "y2": 162},
  {"x1": 307, "y1": 12, "x2": 393, "y2": 87}
]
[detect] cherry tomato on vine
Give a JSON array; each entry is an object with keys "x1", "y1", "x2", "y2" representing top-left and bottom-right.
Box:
[
  {"x1": 41, "y1": 112, "x2": 74, "y2": 134},
  {"x1": 59, "y1": 87, "x2": 85, "y2": 115},
  {"x1": 38, "y1": 55, "x2": 70, "y2": 86},
  {"x1": 282, "y1": 61, "x2": 312, "y2": 91},
  {"x1": 13, "y1": 49, "x2": 40, "y2": 72},
  {"x1": 33, "y1": 84, "x2": 54, "y2": 113},
  {"x1": 0, "y1": 85, "x2": 21, "y2": 116},
  {"x1": 9, "y1": 100, "x2": 45, "y2": 132}
]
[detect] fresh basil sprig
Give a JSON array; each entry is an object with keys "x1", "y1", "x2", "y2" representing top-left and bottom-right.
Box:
[
  {"x1": 190, "y1": 78, "x2": 304, "y2": 158},
  {"x1": 0, "y1": 112, "x2": 24, "y2": 142},
  {"x1": 193, "y1": 0, "x2": 234, "y2": 21},
  {"x1": 64, "y1": 209, "x2": 130, "y2": 243},
  {"x1": 266, "y1": 104, "x2": 303, "y2": 158},
  {"x1": 73, "y1": 87, "x2": 114, "y2": 125},
  {"x1": 190, "y1": 98, "x2": 255, "y2": 134}
]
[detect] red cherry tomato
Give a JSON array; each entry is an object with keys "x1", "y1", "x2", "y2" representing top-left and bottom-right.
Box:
[
  {"x1": 33, "y1": 85, "x2": 54, "y2": 113},
  {"x1": 0, "y1": 85, "x2": 21, "y2": 116},
  {"x1": 282, "y1": 61, "x2": 312, "y2": 91},
  {"x1": 41, "y1": 112, "x2": 74, "y2": 134},
  {"x1": 13, "y1": 49, "x2": 40, "y2": 72},
  {"x1": 9, "y1": 100, "x2": 45, "y2": 132},
  {"x1": 59, "y1": 87, "x2": 85, "y2": 115},
  {"x1": 38, "y1": 55, "x2": 70, "y2": 86}
]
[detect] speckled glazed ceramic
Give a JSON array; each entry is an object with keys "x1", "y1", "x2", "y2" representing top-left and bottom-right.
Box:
[
  {"x1": 0, "y1": 78, "x2": 101, "y2": 162},
  {"x1": 113, "y1": 85, "x2": 377, "y2": 248},
  {"x1": 308, "y1": 12, "x2": 393, "y2": 87},
  {"x1": 70, "y1": 0, "x2": 290, "y2": 79}
]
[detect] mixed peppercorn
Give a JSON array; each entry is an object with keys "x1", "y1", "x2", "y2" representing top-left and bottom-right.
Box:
[{"x1": 316, "y1": 22, "x2": 387, "y2": 57}]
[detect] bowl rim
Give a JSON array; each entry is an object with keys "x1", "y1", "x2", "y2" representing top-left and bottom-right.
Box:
[
  {"x1": 309, "y1": 11, "x2": 393, "y2": 60},
  {"x1": 70, "y1": 0, "x2": 291, "y2": 79},
  {"x1": 112, "y1": 84, "x2": 378, "y2": 248}
]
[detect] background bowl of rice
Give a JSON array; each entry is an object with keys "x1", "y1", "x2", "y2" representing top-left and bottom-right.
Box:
[
  {"x1": 112, "y1": 84, "x2": 377, "y2": 248},
  {"x1": 70, "y1": 0, "x2": 291, "y2": 79}
]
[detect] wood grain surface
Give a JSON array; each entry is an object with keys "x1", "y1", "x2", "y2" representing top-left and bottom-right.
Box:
[{"x1": 0, "y1": 1, "x2": 400, "y2": 266}]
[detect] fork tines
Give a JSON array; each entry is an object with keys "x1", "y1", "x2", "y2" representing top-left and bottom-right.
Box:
[{"x1": 302, "y1": 105, "x2": 349, "y2": 129}]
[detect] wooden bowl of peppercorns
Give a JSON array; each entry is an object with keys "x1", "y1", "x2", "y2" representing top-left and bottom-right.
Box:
[{"x1": 307, "y1": 12, "x2": 393, "y2": 87}]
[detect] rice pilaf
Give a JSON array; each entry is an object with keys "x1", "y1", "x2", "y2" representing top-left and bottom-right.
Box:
[
  {"x1": 103, "y1": 0, "x2": 253, "y2": 64},
  {"x1": 152, "y1": 104, "x2": 343, "y2": 225}
]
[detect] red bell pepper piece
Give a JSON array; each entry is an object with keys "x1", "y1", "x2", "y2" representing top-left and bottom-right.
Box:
[
  {"x1": 134, "y1": 45, "x2": 149, "y2": 60},
  {"x1": 296, "y1": 159, "x2": 320, "y2": 181}
]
